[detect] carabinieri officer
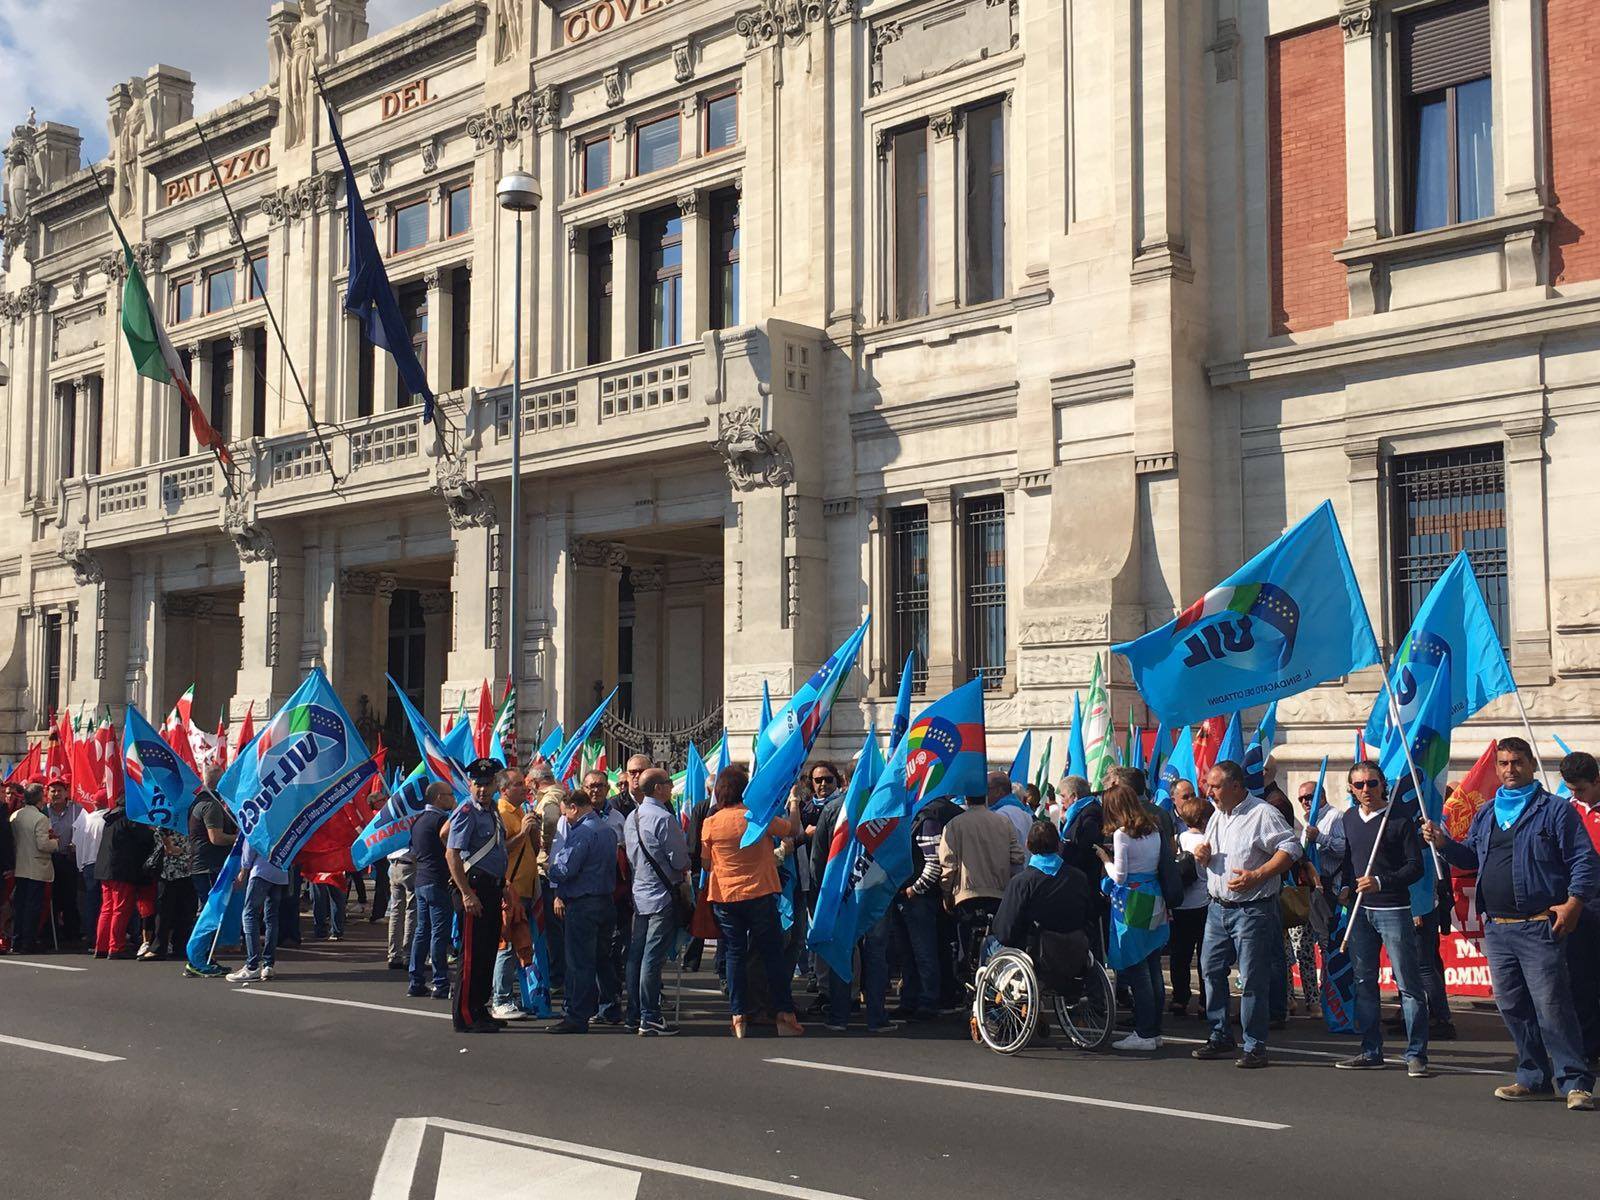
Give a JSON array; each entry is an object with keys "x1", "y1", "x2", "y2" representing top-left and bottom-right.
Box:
[{"x1": 446, "y1": 758, "x2": 509, "y2": 1033}]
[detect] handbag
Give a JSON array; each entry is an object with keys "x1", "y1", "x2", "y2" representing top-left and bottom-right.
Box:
[
  {"x1": 141, "y1": 839, "x2": 165, "y2": 881},
  {"x1": 1279, "y1": 882, "x2": 1313, "y2": 929},
  {"x1": 637, "y1": 833, "x2": 694, "y2": 928}
]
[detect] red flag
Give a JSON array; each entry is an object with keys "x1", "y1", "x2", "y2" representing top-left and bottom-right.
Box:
[
  {"x1": 44, "y1": 714, "x2": 72, "y2": 787},
  {"x1": 1191, "y1": 715, "x2": 1228, "y2": 779},
  {"x1": 8, "y1": 741, "x2": 41, "y2": 786},
  {"x1": 161, "y1": 685, "x2": 201, "y2": 774},
  {"x1": 473, "y1": 680, "x2": 495, "y2": 759},
  {"x1": 233, "y1": 702, "x2": 255, "y2": 763},
  {"x1": 71, "y1": 712, "x2": 124, "y2": 809}
]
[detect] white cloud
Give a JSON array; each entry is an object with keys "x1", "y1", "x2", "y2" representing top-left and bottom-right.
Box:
[{"x1": 0, "y1": 0, "x2": 437, "y2": 166}]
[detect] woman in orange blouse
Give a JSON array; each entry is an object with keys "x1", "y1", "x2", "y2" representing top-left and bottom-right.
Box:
[{"x1": 700, "y1": 765, "x2": 805, "y2": 1038}]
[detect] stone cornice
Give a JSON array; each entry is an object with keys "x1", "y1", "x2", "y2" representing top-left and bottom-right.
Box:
[
  {"x1": 322, "y1": 2, "x2": 489, "y2": 105},
  {"x1": 31, "y1": 166, "x2": 113, "y2": 226},
  {"x1": 141, "y1": 94, "x2": 281, "y2": 178}
]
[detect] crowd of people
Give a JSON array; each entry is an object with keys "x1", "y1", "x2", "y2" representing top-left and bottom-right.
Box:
[{"x1": 5, "y1": 737, "x2": 1599, "y2": 1112}]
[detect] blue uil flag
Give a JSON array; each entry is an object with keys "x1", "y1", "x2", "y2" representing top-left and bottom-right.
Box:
[
  {"x1": 1113, "y1": 501, "x2": 1381, "y2": 727},
  {"x1": 221, "y1": 669, "x2": 378, "y2": 869},
  {"x1": 122, "y1": 704, "x2": 203, "y2": 831}
]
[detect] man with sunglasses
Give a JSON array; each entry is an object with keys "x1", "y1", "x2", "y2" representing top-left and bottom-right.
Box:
[{"x1": 1323, "y1": 761, "x2": 1429, "y2": 1075}]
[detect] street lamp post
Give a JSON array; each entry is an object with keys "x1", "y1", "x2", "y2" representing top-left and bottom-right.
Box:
[{"x1": 496, "y1": 170, "x2": 541, "y2": 761}]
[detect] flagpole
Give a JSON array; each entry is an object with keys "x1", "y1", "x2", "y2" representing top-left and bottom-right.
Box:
[
  {"x1": 1509, "y1": 685, "x2": 1551, "y2": 789},
  {"x1": 192, "y1": 121, "x2": 339, "y2": 485},
  {"x1": 86, "y1": 166, "x2": 238, "y2": 497}
]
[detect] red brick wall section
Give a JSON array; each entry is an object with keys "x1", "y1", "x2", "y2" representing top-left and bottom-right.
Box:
[
  {"x1": 1267, "y1": 22, "x2": 1347, "y2": 335},
  {"x1": 1548, "y1": 0, "x2": 1600, "y2": 286}
]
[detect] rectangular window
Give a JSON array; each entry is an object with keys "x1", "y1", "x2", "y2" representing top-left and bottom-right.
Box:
[
  {"x1": 173, "y1": 280, "x2": 194, "y2": 324},
  {"x1": 447, "y1": 184, "x2": 472, "y2": 237},
  {"x1": 43, "y1": 612, "x2": 62, "y2": 722},
  {"x1": 891, "y1": 505, "x2": 930, "y2": 694},
  {"x1": 710, "y1": 189, "x2": 741, "y2": 330},
  {"x1": 210, "y1": 339, "x2": 233, "y2": 443},
  {"x1": 450, "y1": 268, "x2": 471, "y2": 390},
  {"x1": 206, "y1": 267, "x2": 235, "y2": 313},
  {"x1": 392, "y1": 199, "x2": 429, "y2": 253},
  {"x1": 892, "y1": 125, "x2": 930, "y2": 319},
  {"x1": 705, "y1": 93, "x2": 738, "y2": 153},
  {"x1": 964, "y1": 495, "x2": 1007, "y2": 690},
  {"x1": 638, "y1": 206, "x2": 683, "y2": 351},
  {"x1": 252, "y1": 330, "x2": 267, "y2": 437},
  {"x1": 964, "y1": 100, "x2": 1006, "y2": 304},
  {"x1": 587, "y1": 226, "x2": 614, "y2": 365},
  {"x1": 1401, "y1": 0, "x2": 1493, "y2": 232},
  {"x1": 1391, "y1": 445, "x2": 1509, "y2": 648},
  {"x1": 86, "y1": 377, "x2": 102, "y2": 475},
  {"x1": 58, "y1": 384, "x2": 76, "y2": 481},
  {"x1": 583, "y1": 138, "x2": 611, "y2": 192},
  {"x1": 248, "y1": 254, "x2": 268, "y2": 300},
  {"x1": 396, "y1": 284, "x2": 428, "y2": 407},
  {"x1": 635, "y1": 115, "x2": 680, "y2": 175},
  {"x1": 356, "y1": 325, "x2": 375, "y2": 418}
]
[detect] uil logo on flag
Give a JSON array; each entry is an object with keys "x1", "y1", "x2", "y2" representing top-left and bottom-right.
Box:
[
  {"x1": 1175, "y1": 582, "x2": 1301, "y2": 673},
  {"x1": 904, "y1": 717, "x2": 962, "y2": 797},
  {"x1": 235, "y1": 703, "x2": 352, "y2": 836}
]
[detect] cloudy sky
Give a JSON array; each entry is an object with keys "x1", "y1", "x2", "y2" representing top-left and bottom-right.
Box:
[{"x1": 0, "y1": 0, "x2": 439, "y2": 166}]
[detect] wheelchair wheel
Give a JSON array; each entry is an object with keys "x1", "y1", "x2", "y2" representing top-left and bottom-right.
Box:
[
  {"x1": 974, "y1": 950, "x2": 1039, "y2": 1055},
  {"x1": 1053, "y1": 955, "x2": 1116, "y2": 1051}
]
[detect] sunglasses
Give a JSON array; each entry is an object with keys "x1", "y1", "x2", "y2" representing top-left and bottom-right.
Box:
[
  {"x1": 1350, "y1": 780, "x2": 1383, "y2": 790},
  {"x1": 811, "y1": 776, "x2": 837, "y2": 787}
]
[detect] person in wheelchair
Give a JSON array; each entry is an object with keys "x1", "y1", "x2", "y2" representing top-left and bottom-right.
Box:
[
  {"x1": 939, "y1": 784, "x2": 1025, "y2": 970},
  {"x1": 993, "y1": 822, "x2": 1095, "y2": 1008}
]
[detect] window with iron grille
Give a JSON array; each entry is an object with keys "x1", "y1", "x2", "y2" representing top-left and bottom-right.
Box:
[
  {"x1": 964, "y1": 495, "x2": 1007, "y2": 690},
  {"x1": 891, "y1": 506, "x2": 930, "y2": 693},
  {"x1": 1390, "y1": 444, "x2": 1508, "y2": 648}
]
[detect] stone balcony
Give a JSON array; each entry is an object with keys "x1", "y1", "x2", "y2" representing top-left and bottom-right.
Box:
[{"x1": 54, "y1": 320, "x2": 825, "y2": 560}]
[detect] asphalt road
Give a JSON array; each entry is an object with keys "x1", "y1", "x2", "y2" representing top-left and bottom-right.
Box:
[{"x1": 2, "y1": 922, "x2": 1596, "y2": 1200}]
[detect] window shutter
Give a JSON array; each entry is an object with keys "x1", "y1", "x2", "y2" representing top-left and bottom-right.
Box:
[{"x1": 1401, "y1": 0, "x2": 1492, "y2": 95}]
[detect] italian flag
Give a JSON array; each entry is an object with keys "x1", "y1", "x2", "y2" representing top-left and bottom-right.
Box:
[
  {"x1": 118, "y1": 233, "x2": 231, "y2": 464},
  {"x1": 1081, "y1": 655, "x2": 1113, "y2": 790}
]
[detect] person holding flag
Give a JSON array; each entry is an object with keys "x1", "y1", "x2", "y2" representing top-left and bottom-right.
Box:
[
  {"x1": 226, "y1": 833, "x2": 289, "y2": 983},
  {"x1": 1424, "y1": 738, "x2": 1600, "y2": 1108}
]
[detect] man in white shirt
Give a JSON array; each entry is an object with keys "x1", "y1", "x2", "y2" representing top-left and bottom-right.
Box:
[
  {"x1": 72, "y1": 797, "x2": 111, "y2": 951},
  {"x1": 1191, "y1": 759, "x2": 1301, "y2": 1068}
]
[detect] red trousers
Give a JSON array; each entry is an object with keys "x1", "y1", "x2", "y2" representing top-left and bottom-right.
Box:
[{"x1": 96, "y1": 881, "x2": 157, "y2": 954}]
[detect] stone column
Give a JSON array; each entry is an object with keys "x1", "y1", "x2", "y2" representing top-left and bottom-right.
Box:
[
  {"x1": 233, "y1": 520, "x2": 304, "y2": 721},
  {"x1": 373, "y1": 331, "x2": 398, "y2": 413},
  {"x1": 336, "y1": 569, "x2": 397, "y2": 715},
  {"x1": 72, "y1": 376, "x2": 92, "y2": 478},
  {"x1": 628, "y1": 564, "x2": 664, "y2": 725},
  {"x1": 1494, "y1": 0, "x2": 1546, "y2": 213},
  {"x1": 420, "y1": 589, "x2": 452, "y2": 727},
  {"x1": 443, "y1": 485, "x2": 506, "y2": 707},
  {"x1": 1340, "y1": 2, "x2": 1382, "y2": 244},
  {"x1": 1504, "y1": 416, "x2": 1552, "y2": 685},
  {"x1": 923, "y1": 485, "x2": 959, "y2": 693},
  {"x1": 610, "y1": 213, "x2": 638, "y2": 360},
  {"x1": 568, "y1": 228, "x2": 589, "y2": 367},
  {"x1": 186, "y1": 341, "x2": 211, "y2": 452},
  {"x1": 64, "y1": 541, "x2": 130, "y2": 716},
  {"x1": 424, "y1": 266, "x2": 451, "y2": 393},
  {"x1": 929, "y1": 110, "x2": 960, "y2": 311},
  {"x1": 678, "y1": 190, "x2": 708, "y2": 342},
  {"x1": 566, "y1": 538, "x2": 625, "y2": 726},
  {"x1": 229, "y1": 328, "x2": 253, "y2": 440}
]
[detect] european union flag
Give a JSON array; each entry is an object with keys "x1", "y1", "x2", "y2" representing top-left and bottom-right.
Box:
[
  {"x1": 319, "y1": 90, "x2": 435, "y2": 423},
  {"x1": 1113, "y1": 500, "x2": 1380, "y2": 727},
  {"x1": 1361, "y1": 551, "x2": 1515, "y2": 746}
]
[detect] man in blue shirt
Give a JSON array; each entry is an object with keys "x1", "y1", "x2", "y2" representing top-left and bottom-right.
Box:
[
  {"x1": 1425, "y1": 737, "x2": 1600, "y2": 1109},
  {"x1": 228, "y1": 839, "x2": 289, "y2": 984},
  {"x1": 624, "y1": 767, "x2": 690, "y2": 1035},
  {"x1": 446, "y1": 759, "x2": 508, "y2": 1034},
  {"x1": 545, "y1": 784, "x2": 618, "y2": 1034},
  {"x1": 407, "y1": 781, "x2": 456, "y2": 999}
]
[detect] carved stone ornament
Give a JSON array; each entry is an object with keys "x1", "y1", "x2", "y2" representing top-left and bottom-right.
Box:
[
  {"x1": 71, "y1": 269, "x2": 87, "y2": 300},
  {"x1": 221, "y1": 494, "x2": 277, "y2": 563},
  {"x1": 676, "y1": 190, "x2": 699, "y2": 216},
  {"x1": 341, "y1": 569, "x2": 398, "y2": 598},
  {"x1": 367, "y1": 157, "x2": 385, "y2": 194},
  {"x1": 1339, "y1": 3, "x2": 1374, "y2": 41},
  {"x1": 185, "y1": 227, "x2": 202, "y2": 259},
  {"x1": 628, "y1": 564, "x2": 665, "y2": 592},
  {"x1": 602, "y1": 68, "x2": 625, "y2": 109},
  {"x1": 569, "y1": 536, "x2": 628, "y2": 571},
  {"x1": 494, "y1": 0, "x2": 526, "y2": 64},
  {"x1": 713, "y1": 405, "x2": 795, "y2": 492},
  {"x1": 735, "y1": 0, "x2": 826, "y2": 50},
  {"x1": 672, "y1": 41, "x2": 694, "y2": 83},
  {"x1": 431, "y1": 451, "x2": 498, "y2": 529},
  {"x1": 419, "y1": 137, "x2": 439, "y2": 174},
  {"x1": 826, "y1": 0, "x2": 856, "y2": 21},
  {"x1": 930, "y1": 110, "x2": 957, "y2": 141},
  {"x1": 60, "y1": 531, "x2": 103, "y2": 587},
  {"x1": 466, "y1": 94, "x2": 535, "y2": 152},
  {"x1": 530, "y1": 85, "x2": 559, "y2": 132}
]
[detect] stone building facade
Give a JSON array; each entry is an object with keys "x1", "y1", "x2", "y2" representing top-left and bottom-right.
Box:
[{"x1": 0, "y1": 0, "x2": 1595, "y2": 778}]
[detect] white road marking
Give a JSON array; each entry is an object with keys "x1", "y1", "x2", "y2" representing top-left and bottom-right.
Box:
[
  {"x1": 0, "y1": 957, "x2": 87, "y2": 972},
  {"x1": 765, "y1": 1057, "x2": 1290, "y2": 1130},
  {"x1": 0, "y1": 1033, "x2": 124, "y2": 1063},
  {"x1": 1158, "y1": 1034, "x2": 1505, "y2": 1076},
  {"x1": 372, "y1": 1117, "x2": 869, "y2": 1200},
  {"x1": 235, "y1": 988, "x2": 451, "y2": 1020},
  {"x1": 436, "y1": 1134, "x2": 642, "y2": 1199}
]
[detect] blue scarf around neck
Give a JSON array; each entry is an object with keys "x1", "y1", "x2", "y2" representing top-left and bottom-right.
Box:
[
  {"x1": 1493, "y1": 781, "x2": 1540, "y2": 830},
  {"x1": 1028, "y1": 853, "x2": 1063, "y2": 876}
]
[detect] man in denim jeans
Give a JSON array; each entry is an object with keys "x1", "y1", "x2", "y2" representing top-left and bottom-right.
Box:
[
  {"x1": 623, "y1": 767, "x2": 690, "y2": 1035},
  {"x1": 545, "y1": 786, "x2": 619, "y2": 1034},
  {"x1": 407, "y1": 782, "x2": 456, "y2": 999},
  {"x1": 228, "y1": 839, "x2": 287, "y2": 983},
  {"x1": 1322, "y1": 762, "x2": 1430, "y2": 1076},
  {"x1": 1191, "y1": 760, "x2": 1301, "y2": 1069}
]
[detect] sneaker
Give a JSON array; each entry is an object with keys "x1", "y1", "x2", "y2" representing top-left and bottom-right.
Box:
[
  {"x1": 1112, "y1": 1034, "x2": 1162, "y2": 1052},
  {"x1": 1494, "y1": 1084, "x2": 1559, "y2": 1101},
  {"x1": 867, "y1": 1021, "x2": 904, "y2": 1035},
  {"x1": 328, "y1": 933, "x2": 342, "y2": 942},
  {"x1": 260, "y1": 966, "x2": 275, "y2": 981},
  {"x1": 431, "y1": 987, "x2": 450, "y2": 1000},
  {"x1": 137, "y1": 941, "x2": 153, "y2": 958},
  {"x1": 1568, "y1": 1089, "x2": 1595, "y2": 1111},
  {"x1": 1407, "y1": 1059, "x2": 1432, "y2": 1079},
  {"x1": 227, "y1": 966, "x2": 262, "y2": 983},
  {"x1": 545, "y1": 1019, "x2": 588, "y2": 1035},
  {"x1": 1334, "y1": 1053, "x2": 1386, "y2": 1070},
  {"x1": 638, "y1": 1019, "x2": 679, "y2": 1037},
  {"x1": 490, "y1": 1004, "x2": 527, "y2": 1021},
  {"x1": 1191, "y1": 1039, "x2": 1238, "y2": 1061},
  {"x1": 823, "y1": 1020, "x2": 849, "y2": 1032},
  {"x1": 388, "y1": 959, "x2": 406, "y2": 970},
  {"x1": 406, "y1": 985, "x2": 429, "y2": 998},
  {"x1": 1235, "y1": 1049, "x2": 1270, "y2": 1069}
]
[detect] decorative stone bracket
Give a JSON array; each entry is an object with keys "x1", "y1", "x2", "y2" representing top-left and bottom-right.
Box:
[
  {"x1": 713, "y1": 404, "x2": 794, "y2": 492},
  {"x1": 221, "y1": 493, "x2": 276, "y2": 563},
  {"x1": 431, "y1": 448, "x2": 498, "y2": 529}
]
